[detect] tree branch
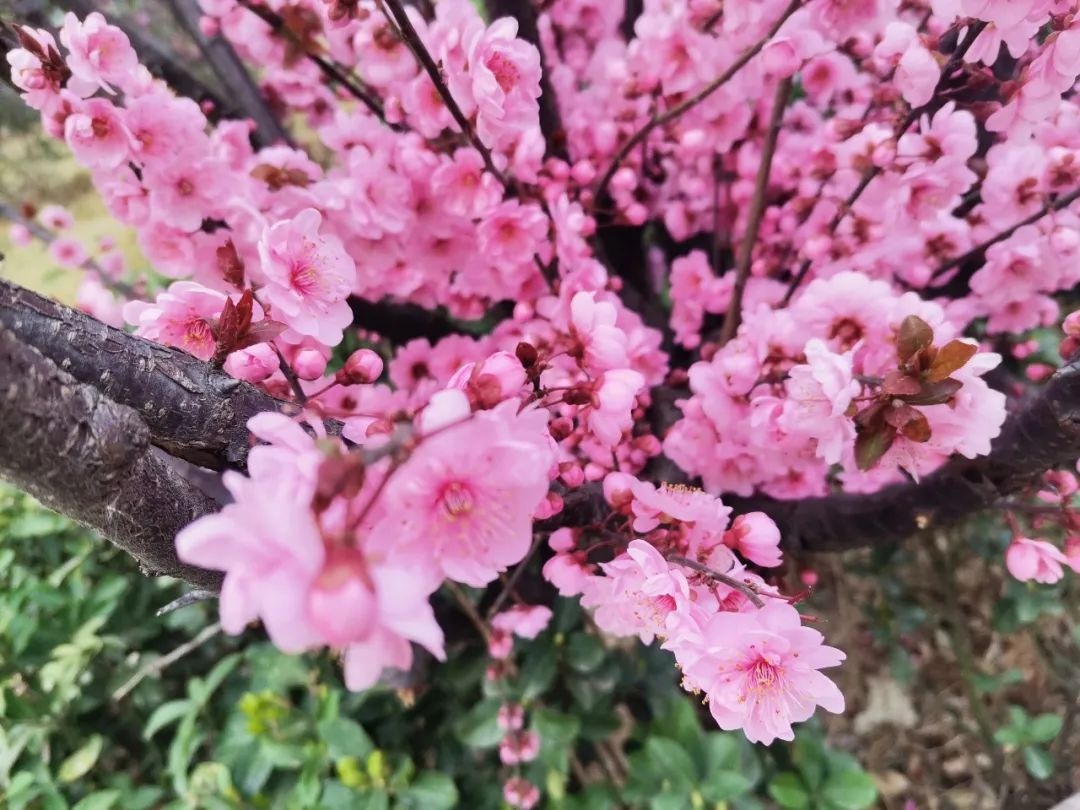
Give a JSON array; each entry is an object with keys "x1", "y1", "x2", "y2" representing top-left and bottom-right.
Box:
[
  {"x1": 0, "y1": 277, "x2": 283, "y2": 471},
  {"x1": 593, "y1": 0, "x2": 801, "y2": 205},
  {"x1": 717, "y1": 77, "x2": 789, "y2": 345},
  {"x1": 0, "y1": 327, "x2": 222, "y2": 589},
  {"x1": 164, "y1": 0, "x2": 294, "y2": 148}
]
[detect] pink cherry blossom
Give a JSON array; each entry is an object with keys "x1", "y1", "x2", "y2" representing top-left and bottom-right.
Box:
[
  {"x1": 679, "y1": 602, "x2": 846, "y2": 745},
  {"x1": 258, "y1": 208, "x2": 357, "y2": 346},
  {"x1": 1005, "y1": 536, "x2": 1068, "y2": 584},
  {"x1": 59, "y1": 12, "x2": 139, "y2": 95}
]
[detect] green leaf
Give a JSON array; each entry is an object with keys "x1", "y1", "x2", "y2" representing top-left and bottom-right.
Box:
[
  {"x1": 319, "y1": 717, "x2": 375, "y2": 761},
  {"x1": 453, "y1": 699, "x2": 502, "y2": 748},
  {"x1": 72, "y1": 790, "x2": 121, "y2": 810},
  {"x1": 1028, "y1": 714, "x2": 1063, "y2": 744},
  {"x1": 792, "y1": 733, "x2": 826, "y2": 790},
  {"x1": 58, "y1": 735, "x2": 103, "y2": 783},
  {"x1": 700, "y1": 769, "x2": 752, "y2": 802},
  {"x1": 644, "y1": 737, "x2": 696, "y2": 789},
  {"x1": 399, "y1": 772, "x2": 458, "y2": 810},
  {"x1": 821, "y1": 769, "x2": 878, "y2": 810},
  {"x1": 854, "y1": 427, "x2": 895, "y2": 471},
  {"x1": 1023, "y1": 745, "x2": 1054, "y2": 780},
  {"x1": 768, "y1": 773, "x2": 810, "y2": 809},
  {"x1": 144, "y1": 699, "x2": 193, "y2": 740},
  {"x1": 566, "y1": 633, "x2": 605, "y2": 673}
]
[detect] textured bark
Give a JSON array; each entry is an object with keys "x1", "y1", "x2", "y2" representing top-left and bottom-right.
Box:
[
  {"x1": 0, "y1": 327, "x2": 222, "y2": 589},
  {"x1": 0, "y1": 278, "x2": 283, "y2": 471}
]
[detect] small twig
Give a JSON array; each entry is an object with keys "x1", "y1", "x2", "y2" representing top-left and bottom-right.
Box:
[
  {"x1": 236, "y1": 0, "x2": 389, "y2": 122},
  {"x1": 781, "y1": 20, "x2": 987, "y2": 305},
  {"x1": 156, "y1": 589, "x2": 217, "y2": 616},
  {"x1": 593, "y1": 0, "x2": 801, "y2": 205},
  {"x1": 271, "y1": 343, "x2": 308, "y2": 405},
  {"x1": 667, "y1": 554, "x2": 765, "y2": 608},
  {"x1": 929, "y1": 185, "x2": 1080, "y2": 282},
  {"x1": 445, "y1": 581, "x2": 491, "y2": 642},
  {"x1": 113, "y1": 621, "x2": 222, "y2": 701},
  {"x1": 717, "y1": 77, "x2": 790, "y2": 345},
  {"x1": 378, "y1": 0, "x2": 507, "y2": 185},
  {"x1": 486, "y1": 534, "x2": 544, "y2": 619}
]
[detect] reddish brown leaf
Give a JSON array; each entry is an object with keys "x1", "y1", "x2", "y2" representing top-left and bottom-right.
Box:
[
  {"x1": 927, "y1": 339, "x2": 978, "y2": 382},
  {"x1": 897, "y1": 315, "x2": 934, "y2": 364},
  {"x1": 234, "y1": 319, "x2": 288, "y2": 350},
  {"x1": 903, "y1": 377, "x2": 963, "y2": 406},
  {"x1": 217, "y1": 239, "x2": 245, "y2": 288},
  {"x1": 855, "y1": 425, "x2": 897, "y2": 471},
  {"x1": 235, "y1": 289, "x2": 254, "y2": 336},
  {"x1": 882, "y1": 370, "x2": 922, "y2": 397},
  {"x1": 883, "y1": 402, "x2": 923, "y2": 431},
  {"x1": 901, "y1": 411, "x2": 932, "y2": 443}
]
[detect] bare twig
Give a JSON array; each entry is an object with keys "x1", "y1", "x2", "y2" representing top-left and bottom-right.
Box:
[
  {"x1": 929, "y1": 185, "x2": 1080, "y2": 282},
  {"x1": 781, "y1": 20, "x2": 987, "y2": 305},
  {"x1": 667, "y1": 554, "x2": 765, "y2": 608},
  {"x1": 156, "y1": 589, "x2": 218, "y2": 617},
  {"x1": 378, "y1": 0, "x2": 507, "y2": 184},
  {"x1": 113, "y1": 622, "x2": 223, "y2": 700},
  {"x1": 593, "y1": 0, "x2": 801, "y2": 205},
  {"x1": 446, "y1": 581, "x2": 491, "y2": 642},
  {"x1": 486, "y1": 534, "x2": 544, "y2": 619},
  {"x1": 717, "y1": 77, "x2": 790, "y2": 345}
]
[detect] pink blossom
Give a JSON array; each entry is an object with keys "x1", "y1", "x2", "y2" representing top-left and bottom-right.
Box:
[
  {"x1": 570, "y1": 291, "x2": 630, "y2": 372},
  {"x1": 145, "y1": 155, "x2": 226, "y2": 233},
  {"x1": 725, "y1": 513, "x2": 783, "y2": 568},
  {"x1": 462, "y1": 18, "x2": 542, "y2": 150},
  {"x1": 780, "y1": 339, "x2": 858, "y2": 465},
  {"x1": 59, "y1": 12, "x2": 139, "y2": 95},
  {"x1": 583, "y1": 540, "x2": 690, "y2": 643},
  {"x1": 374, "y1": 401, "x2": 553, "y2": 586},
  {"x1": 64, "y1": 98, "x2": 129, "y2": 169},
  {"x1": 123, "y1": 281, "x2": 232, "y2": 361},
  {"x1": 8, "y1": 223, "x2": 32, "y2": 247},
  {"x1": 258, "y1": 208, "x2": 357, "y2": 346},
  {"x1": 497, "y1": 703, "x2": 525, "y2": 731},
  {"x1": 48, "y1": 236, "x2": 88, "y2": 268},
  {"x1": 431, "y1": 148, "x2": 502, "y2": 218},
  {"x1": 680, "y1": 602, "x2": 845, "y2": 745},
  {"x1": 491, "y1": 604, "x2": 553, "y2": 638},
  {"x1": 38, "y1": 204, "x2": 73, "y2": 231},
  {"x1": 503, "y1": 778, "x2": 540, "y2": 810},
  {"x1": 1005, "y1": 536, "x2": 1068, "y2": 584},
  {"x1": 588, "y1": 368, "x2": 645, "y2": 446},
  {"x1": 499, "y1": 730, "x2": 540, "y2": 764},
  {"x1": 478, "y1": 200, "x2": 548, "y2": 267}
]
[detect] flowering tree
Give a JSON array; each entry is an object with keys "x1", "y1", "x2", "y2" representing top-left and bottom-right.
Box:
[{"x1": 4, "y1": 0, "x2": 1080, "y2": 798}]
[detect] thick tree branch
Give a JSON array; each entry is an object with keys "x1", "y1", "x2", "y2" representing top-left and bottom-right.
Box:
[
  {"x1": 0, "y1": 327, "x2": 222, "y2": 589},
  {"x1": 0, "y1": 278, "x2": 283, "y2": 471}
]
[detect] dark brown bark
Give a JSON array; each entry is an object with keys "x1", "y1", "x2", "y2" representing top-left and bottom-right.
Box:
[
  {"x1": 0, "y1": 278, "x2": 283, "y2": 471},
  {"x1": 0, "y1": 327, "x2": 222, "y2": 589}
]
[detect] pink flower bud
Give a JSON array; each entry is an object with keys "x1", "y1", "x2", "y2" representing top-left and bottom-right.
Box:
[
  {"x1": 294, "y1": 348, "x2": 328, "y2": 380},
  {"x1": 337, "y1": 348, "x2": 384, "y2": 384}
]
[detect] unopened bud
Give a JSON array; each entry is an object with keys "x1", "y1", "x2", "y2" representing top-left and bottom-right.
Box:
[{"x1": 337, "y1": 348, "x2": 384, "y2": 385}]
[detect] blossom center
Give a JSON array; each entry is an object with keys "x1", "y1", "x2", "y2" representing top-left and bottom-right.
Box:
[
  {"x1": 290, "y1": 262, "x2": 323, "y2": 296},
  {"x1": 486, "y1": 52, "x2": 519, "y2": 93},
  {"x1": 440, "y1": 481, "x2": 474, "y2": 519}
]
